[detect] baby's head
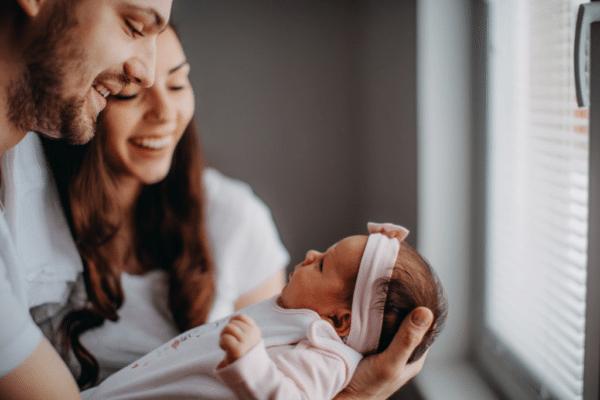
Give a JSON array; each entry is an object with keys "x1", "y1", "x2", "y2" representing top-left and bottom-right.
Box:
[
  {"x1": 369, "y1": 224, "x2": 447, "y2": 362},
  {"x1": 279, "y1": 222, "x2": 447, "y2": 361},
  {"x1": 279, "y1": 234, "x2": 366, "y2": 337}
]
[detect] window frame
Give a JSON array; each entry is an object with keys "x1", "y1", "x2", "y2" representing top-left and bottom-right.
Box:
[
  {"x1": 469, "y1": 1, "x2": 600, "y2": 399},
  {"x1": 582, "y1": 13, "x2": 600, "y2": 400}
]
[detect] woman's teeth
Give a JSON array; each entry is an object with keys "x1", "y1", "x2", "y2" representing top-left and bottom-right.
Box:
[
  {"x1": 94, "y1": 84, "x2": 110, "y2": 98},
  {"x1": 131, "y1": 137, "x2": 170, "y2": 150}
]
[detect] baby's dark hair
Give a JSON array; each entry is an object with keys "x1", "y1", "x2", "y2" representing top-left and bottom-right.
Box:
[{"x1": 375, "y1": 241, "x2": 447, "y2": 362}]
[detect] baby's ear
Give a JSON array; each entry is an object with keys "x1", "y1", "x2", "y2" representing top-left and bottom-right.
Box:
[{"x1": 325, "y1": 309, "x2": 351, "y2": 337}]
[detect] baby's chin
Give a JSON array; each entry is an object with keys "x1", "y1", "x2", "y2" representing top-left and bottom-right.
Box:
[{"x1": 276, "y1": 290, "x2": 292, "y2": 309}]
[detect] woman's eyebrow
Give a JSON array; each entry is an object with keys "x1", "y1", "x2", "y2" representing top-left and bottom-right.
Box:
[{"x1": 169, "y1": 61, "x2": 189, "y2": 74}]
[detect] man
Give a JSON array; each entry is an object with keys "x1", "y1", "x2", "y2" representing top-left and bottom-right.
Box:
[
  {"x1": 0, "y1": 1, "x2": 432, "y2": 399},
  {"x1": 0, "y1": 1, "x2": 172, "y2": 398}
]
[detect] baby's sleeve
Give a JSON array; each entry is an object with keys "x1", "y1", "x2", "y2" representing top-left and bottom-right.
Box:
[{"x1": 216, "y1": 340, "x2": 349, "y2": 400}]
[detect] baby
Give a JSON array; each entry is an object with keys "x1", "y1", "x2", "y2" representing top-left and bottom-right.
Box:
[{"x1": 82, "y1": 223, "x2": 447, "y2": 400}]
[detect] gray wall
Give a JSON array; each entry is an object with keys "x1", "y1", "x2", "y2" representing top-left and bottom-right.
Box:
[{"x1": 171, "y1": 0, "x2": 417, "y2": 272}]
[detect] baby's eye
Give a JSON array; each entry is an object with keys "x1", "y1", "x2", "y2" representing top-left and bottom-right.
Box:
[{"x1": 319, "y1": 259, "x2": 323, "y2": 272}]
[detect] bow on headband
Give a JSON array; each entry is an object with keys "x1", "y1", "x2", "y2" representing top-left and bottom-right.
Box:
[{"x1": 345, "y1": 222, "x2": 409, "y2": 354}]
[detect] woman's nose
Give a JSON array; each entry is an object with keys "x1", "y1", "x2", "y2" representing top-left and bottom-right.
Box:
[{"x1": 145, "y1": 90, "x2": 175, "y2": 122}]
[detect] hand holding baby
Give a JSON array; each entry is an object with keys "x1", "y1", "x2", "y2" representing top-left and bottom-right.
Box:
[{"x1": 219, "y1": 314, "x2": 262, "y2": 367}]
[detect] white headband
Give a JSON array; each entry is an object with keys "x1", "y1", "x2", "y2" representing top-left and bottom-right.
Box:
[{"x1": 345, "y1": 222, "x2": 409, "y2": 354}]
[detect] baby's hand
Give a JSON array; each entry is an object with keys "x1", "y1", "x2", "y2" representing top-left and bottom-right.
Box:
[{"x1": 219, "y1": 314, "x2": 262, "y2": 367}]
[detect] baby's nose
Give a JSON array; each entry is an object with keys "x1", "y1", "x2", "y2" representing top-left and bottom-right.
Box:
[{"x1": 306, "y1": 250, "x2": 320, "y2": 261}]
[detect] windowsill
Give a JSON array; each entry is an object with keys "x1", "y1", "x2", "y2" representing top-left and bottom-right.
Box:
[{"x1": 414, "y1": 360, "x2": 500, "y2": 400}]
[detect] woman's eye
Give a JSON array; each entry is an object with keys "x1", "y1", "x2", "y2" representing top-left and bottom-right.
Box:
[
  {"x1": 168, "y1": 77, "x2": 190, "y2": 91},
  {"x1": 112, "y1": 93, "x2": 138, "y2": 101}
]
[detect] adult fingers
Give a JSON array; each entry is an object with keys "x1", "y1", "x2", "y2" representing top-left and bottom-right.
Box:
[
  {"x1": 402, "y1": 348, "x2": 429, "y2": 379},
  {"x1": 379, "y1": 307, "x2": 433, "y2": 371}
]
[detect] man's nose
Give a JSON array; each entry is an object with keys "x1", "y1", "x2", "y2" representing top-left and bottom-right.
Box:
[{"x1": 124, "y1": 39, "x2": 157, "y2": 88}]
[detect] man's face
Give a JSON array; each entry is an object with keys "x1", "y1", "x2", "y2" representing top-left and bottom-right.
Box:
[{"x1": 7, "y1": 0, "x2": 172, "y2": 144}]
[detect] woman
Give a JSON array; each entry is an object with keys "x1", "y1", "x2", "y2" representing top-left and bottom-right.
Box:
[
  {"x1": 43, "y1": 25, "x2": 287, "y2": 388},
  {"x1": 43, "y1": 24, "x2": 432, "y2": 399}
]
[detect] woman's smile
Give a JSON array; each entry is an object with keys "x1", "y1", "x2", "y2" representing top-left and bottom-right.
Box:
[
  {"x1": 99, "y1": 27, "x2": 195, "y2": 187},
  {"x1": 129, "y1": 136, "x2": 172, "y2": 151}
]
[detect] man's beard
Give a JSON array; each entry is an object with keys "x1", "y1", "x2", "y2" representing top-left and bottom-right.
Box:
[{"x1": 6, "y1": 0, "x2": 96, "y2": 145}]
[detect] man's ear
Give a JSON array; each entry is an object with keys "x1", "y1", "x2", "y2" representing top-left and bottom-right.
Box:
[
  {"x1": 324, "y1": 309, "x2": 352, "y2": 337},
  {"x1": 17, "y1": 0, "x2": 46, "y2": 17}
]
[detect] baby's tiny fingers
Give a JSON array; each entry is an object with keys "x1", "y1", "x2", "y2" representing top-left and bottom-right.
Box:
[
  {"x1": 219, "y1": 333, "x2": 235, "y2": 351},
  {"x1": 221, "y1": 322, "x2": 245, "y2": 341},
  {"x1": 230, "y1": 314, "x2": 257, "y2": 330}
]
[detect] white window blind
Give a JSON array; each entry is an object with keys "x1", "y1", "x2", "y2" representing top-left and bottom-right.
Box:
[{"x1": 485, "y1": 1, "x2": 589, "y2": 399}]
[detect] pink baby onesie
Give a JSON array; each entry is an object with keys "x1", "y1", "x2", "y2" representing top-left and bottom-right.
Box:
[{"x1": 82, "y1": 296, "x2": 362, "y2": 400}]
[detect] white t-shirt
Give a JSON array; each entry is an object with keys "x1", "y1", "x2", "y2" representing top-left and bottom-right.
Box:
[
  {"x1": 0, "y1": 131, "x2": 289, "y2": 380},
  {"x1": 0, "y1": 132, "x2": 83, "y2": 376},
  {"x1": 78, "y1": 168, "x2": 290, "y2": 382}
]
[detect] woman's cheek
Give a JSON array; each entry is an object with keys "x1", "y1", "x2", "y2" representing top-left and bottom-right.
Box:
[{"x1": 184, "y1": 93, "x2": 195, "y2": 123}]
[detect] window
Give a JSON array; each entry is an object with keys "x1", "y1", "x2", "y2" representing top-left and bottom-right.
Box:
[{"x1": 475, "y1": 0, "x2": 599, "y2": 399}]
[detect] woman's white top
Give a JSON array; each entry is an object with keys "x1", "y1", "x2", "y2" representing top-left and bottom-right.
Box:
[
  {"x1": 78, "y1": 168, "x2": 290, "y2": 382},
  {"x1": 0, "y1": 130, "x2": 289, "y2": 381}
]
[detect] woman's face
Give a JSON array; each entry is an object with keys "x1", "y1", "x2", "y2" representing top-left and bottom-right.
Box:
[{"x1": 100, "y1": 26, "x2": 194, "y2": 187}]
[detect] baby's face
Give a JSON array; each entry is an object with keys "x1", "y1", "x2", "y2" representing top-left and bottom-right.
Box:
[{"x1": 280, "y1": 235, "x2": 368, "y2": 315}]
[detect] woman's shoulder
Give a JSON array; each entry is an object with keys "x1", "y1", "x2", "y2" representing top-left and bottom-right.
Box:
[
  {"x1": 202, "y1": 168, "x2": 273, "y2": 224},
  {"x1": 203, "y1": 168, "x2": 255, "y2": 202},
  {"x1": 201, "y1": 168, "x2": 288, "y2": 269}
]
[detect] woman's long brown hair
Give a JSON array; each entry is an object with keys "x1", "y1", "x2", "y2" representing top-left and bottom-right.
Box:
[{"x1": 43, "y1": 114, "x2": 215, "y2": 389}]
